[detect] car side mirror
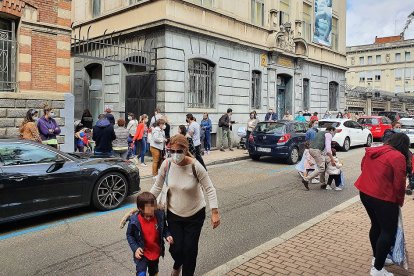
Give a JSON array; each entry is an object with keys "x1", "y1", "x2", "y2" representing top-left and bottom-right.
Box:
[{"x1": 47, "y1": 156, "x2": 66, "y2": 173}]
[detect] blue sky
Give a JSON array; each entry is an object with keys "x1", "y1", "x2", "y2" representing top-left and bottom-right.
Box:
[{"x1": 346, "y1": 0, "x2": 414, "y2": 46}]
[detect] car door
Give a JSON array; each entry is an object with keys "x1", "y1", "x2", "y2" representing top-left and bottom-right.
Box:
[
  {"x1": 352, "y1": 121, "x2": 366, "y2": 145},
  {"x1": 293, "y1": 123, "x2": 307, "y2": 155},
  {"x1": 381, "y1": 116, "x2": 392, "y2": 135},
  {"x1": 342, "y1": 121, "x2": 356, "y2": 145},
  {"x1": 0, "y1": 142, "x2": 85, "y2": 221}
]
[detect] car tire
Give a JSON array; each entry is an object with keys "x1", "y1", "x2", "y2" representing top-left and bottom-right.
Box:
[
  {"x1": 342, "y1": 137, "x2": 350, "y2": 152},
  {"x1": 366, "y1": 135, "x2": 373, "y2": 147},
  {"x1": 250, "y1": 154, "x2": 260, "y2": 161},
  {"x1": 92, "y1": 172, "x2": 128, "y2": 211},
  {"x1": 287, "y1": 147, "x2": 299, "y2": 165}
]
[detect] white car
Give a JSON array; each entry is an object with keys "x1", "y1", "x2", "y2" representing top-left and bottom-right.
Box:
[
  {"x1": 318, "y1": 119, "x2": 373, "y2": 151},
  {"x1": 399, "y1": 118, "x2": 414, "y2": 145}
]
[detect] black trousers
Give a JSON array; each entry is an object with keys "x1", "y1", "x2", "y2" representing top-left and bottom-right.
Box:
[
  {"x1": 167, "y1": 208, "x2": 206, "y2": 276},
  {"x1": 360, "y1": 192, "x2": 399, "y2": 271},
  {"x1": 135, "y1": 257, "x2": 158, "y2": 276},
  {"x1": 194, "y1": 145, "x2": 207, "y2": 170},
  {"x1": 327, "y1": 174, "x2": 341, "y2": 187}
]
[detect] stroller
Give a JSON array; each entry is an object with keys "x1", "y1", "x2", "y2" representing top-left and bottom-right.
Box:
[{"x1": 237, "y1": 127, "x2": 247, "y2": 149}]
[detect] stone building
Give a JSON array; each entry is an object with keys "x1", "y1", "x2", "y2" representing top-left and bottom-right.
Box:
[
  {"x1": 72, "y1": 0, "x2": 347, "y2": 145},
  {"x1": 0, "y1": 0, "x2": 73, "y2": 151}
]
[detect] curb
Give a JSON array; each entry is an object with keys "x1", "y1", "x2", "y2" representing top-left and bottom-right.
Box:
[
  {"x1": 140, "y1": 155, "x2": 250, "y2": 179},
  {"x1": 203, "y1": 195, "x2": 361, "y2": 276}
]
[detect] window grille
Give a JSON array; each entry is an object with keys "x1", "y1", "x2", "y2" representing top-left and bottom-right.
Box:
[
  {"x1": 188, "y1": 59, "x2": 215, "y2": 108},
  {"x1": 251, "y1": 71, "x2": 261, "y2": 109},
  {"x1": 328, "y1": 82, "x2": 338, "y2": 111},
  {"x1": 0, "y1": 19, "x2": 16, "y2": 92}
]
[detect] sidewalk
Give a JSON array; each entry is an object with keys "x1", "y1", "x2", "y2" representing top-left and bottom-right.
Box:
[
  {"x1": 138, "y1": 148, "x2": 249, "y2": 178},
  {"x1": 209, "y1": 197, "x2": 414, "y2": 276}
]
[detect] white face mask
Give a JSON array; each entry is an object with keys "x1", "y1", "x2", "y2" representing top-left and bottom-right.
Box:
[
  {"x1": 161, "y1": 125, "x2": 166, "y2": 130},
  {"x1": 171, "y1": 153, "x2": 185, "y2": 164},
  {"x1": 128, "y1": 116, "x2": 132, "y2": 120},
  {"x1": 49, "y1": 112, "x2": 55, "y2": 118}
]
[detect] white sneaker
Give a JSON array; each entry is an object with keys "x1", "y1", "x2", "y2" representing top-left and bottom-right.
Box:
[
  {"x1": 370, "y1": 267, "x2": 393, "y2": 276},
  {"x1": 372, "y1": 257, "x2": 394, "y2": 267},
  {"x1": 141, "y1": 163, "x2": 147, "y2": 167},
  {"x1": 334, "y1": 187, "x2": 343, "y2": 191},
  {"x1": 326, "y1": 185, "x2": 333, "y2": 190}
]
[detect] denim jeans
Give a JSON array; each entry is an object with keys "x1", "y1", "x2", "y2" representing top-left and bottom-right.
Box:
[
  {"x1": 203, "y1": 132, "x2": 211, "y2": 151},
  {"x1": 139, "y1": 137, "x2": 148, "y2": 163}
]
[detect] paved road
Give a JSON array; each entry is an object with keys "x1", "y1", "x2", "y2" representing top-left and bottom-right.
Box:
[{"x1": 0, "y1": 148, "x2": 366, "y2": 276}]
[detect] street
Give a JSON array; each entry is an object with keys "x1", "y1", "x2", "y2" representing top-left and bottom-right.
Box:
[{"x1": 0, "y1": 147, "x2": 365, "y2": 276}]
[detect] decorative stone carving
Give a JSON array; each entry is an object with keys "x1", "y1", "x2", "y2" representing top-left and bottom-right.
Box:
[
  {"x1": 275, "y1": 23, "x2": 295, "y2": 53},
  {"x1": 0, "y1": 0, "x2": 26, "y2": 17},
  {"x1": 386, "y1": 53, "x2": 390, "y2": 63},
  {"x1": 351, "y1": 57, "x2": 355, "y2": 65}
]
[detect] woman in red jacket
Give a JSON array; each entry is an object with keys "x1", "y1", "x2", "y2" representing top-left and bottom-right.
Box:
[
  {"x1": 355, "y1": 133, "x2": 410, "y2": 276},
  {"x1": 133, "y1": 114, "x2": 149, "y2": 167}
]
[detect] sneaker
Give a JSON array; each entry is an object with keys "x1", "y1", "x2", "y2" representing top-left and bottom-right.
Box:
[
  {"x1": 229, "y1": 148, "x2": 234, "y2": 151},
  {"x1": 220, "y1": 148, "x2": 225, "y2": 152},
  {"x1": 334, "y1": 187, "x2": 343, "y2": 191},
  {"x1": 320, "y1": 184, "x2": 327, "y2": 189},
  {"x1": 302, "y1": 179, "x2": 309, "y2": 190},
  {"x1": 141, "y1": 163, "x2": 147, "y2": 167},
  {"x1": 371, "y1": 257, "x2": 394, "y2": 267},
  {"x1": 405, "y1": 189, "x2": 413, "y2": 195},
  {"x1": 370, "y1": 267, "x2": 393, "y2": 276},
  {"x1": 326, "y1": 185, "x2": 332, "y2": 190}
]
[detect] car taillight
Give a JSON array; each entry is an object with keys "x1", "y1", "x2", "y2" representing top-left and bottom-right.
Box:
[
  {"x1": 249, "y1": 134, "x2": 254, "y2": 142},
  {"x1": 336, "y1": 128, "x2": 343, "y2": 133},
  {"x1": 277, "y1": 133, "x2": 291, "y2": 144}
]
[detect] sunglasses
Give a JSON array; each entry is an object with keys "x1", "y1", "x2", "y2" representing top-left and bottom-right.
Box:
[{"x1": 168, "y1": 149, "x2": 184, "y2": 154}]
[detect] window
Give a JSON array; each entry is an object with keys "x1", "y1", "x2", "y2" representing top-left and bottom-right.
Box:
[
  {"x1": 367, "y1": 56, "x2": 373, "y2": 65},
  {"x1": 302, "y1": 3, "x2": 312, "y2": 42},
  {"x1": 331, "y1": 17, "x2": 338, "y2": 51},
  {"x1": 376, "y1": 55, "x2": 381, "y2": 64},
  {"x1": 92, "y1": 0, "x2": 101, "y2": 17},
  {"x1": 359, "y1": 57, "x2": 364, "y2": 65},
  {"x1": 188, "y1": 59, "x2": 215, "y2": 108},
  {"x1": 279, "y1": 0, "x2": 290, "y2": 26},
  {"x1": 251, "y1": 0, "x2": 264, "y2": 26},
  {"x1": 395, "y1": 53, "x2": 401, "y2": 62},
  {"x1": 395, "y1": 68, "x2": 402, "y2": 81},
  {"x1": 366, "y1": 71, "x2": 373, "y2": 81},
  {"x1": 374, "y1": 70, "x2": 381, "y2": 81},
  {"x1": 0, "y1": 144, "x2": 58, "y2": 166},
  {"x1": 359, "y1": 71, "x2": 365, "y2": 82},
  {"x1": 405, "y1": 68, "x2": 411, "y2": 80},
  {"x1": 192, "y1": 0, "x2": 213, "y2": 8},
  {"x1": 303, "y1": 78, "x2": 310, "y2": 111},
  {"x1": 328, "y1": 81, "x2": 338, "y2": 111},
  {"x1": 406, "y1": 52, "x2": 411, "y2": 61},
  {"x1": 0, "y1": 19, "x2": 16, "y2": 91},
  {"x1": 251, "y1": 71, "x2": 261, "y2": 109}
]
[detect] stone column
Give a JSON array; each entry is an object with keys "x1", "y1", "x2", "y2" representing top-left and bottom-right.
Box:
[
  {"x1": 386, "y1": 100, "x2": 391, "y2": 111},
  {"x1": 366, "y1": 97, "x2": 372, "y2": 116}
]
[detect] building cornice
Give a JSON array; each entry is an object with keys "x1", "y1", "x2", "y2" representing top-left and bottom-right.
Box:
[
  {"x1": 347, "y1": 60, "x2": 414, "y2": 69},
  {"x1": 21, "y1": 19, "x2": 72, "y2": 34}
]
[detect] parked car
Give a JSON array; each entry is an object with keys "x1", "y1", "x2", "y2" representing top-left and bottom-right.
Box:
[
  {"x1": 0, "y1": 140, "x2": 140, "y2": 224},
  {"x1": 248, "y1": 120, "x2": 308, "y2": 164},
  {"x1": 399, "y1": 118, "x2": 414, "y2": 146},
  {"x1": 378, "y1": 111, "x2": 409, "y2": 122},
  {"x1": 357, "y1": 116, "x2": 392, "y2": 139},
  {"x1": 318, "y1": 119, "x2": 372, "y2": 151}
]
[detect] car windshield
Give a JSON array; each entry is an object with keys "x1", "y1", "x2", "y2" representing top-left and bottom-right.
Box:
[
  {"x1": 318, "y1": 121, "x2": 341, "y2": 128},
  {"x1": 357, "y1": 118, "x2": 379, "y2": 125},
  {"x1": 255, "y1": 122, "x2": 286, "y2": 134}
]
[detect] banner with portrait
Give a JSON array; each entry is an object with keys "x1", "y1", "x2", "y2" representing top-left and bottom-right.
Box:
[{"x1": 313, "y1": 0, "x2": 333, "y2": 47}]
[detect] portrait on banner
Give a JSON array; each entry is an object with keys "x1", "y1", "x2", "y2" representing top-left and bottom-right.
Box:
[{"x1": 313, "y1": 0, "x2": 332, "y2": 47}]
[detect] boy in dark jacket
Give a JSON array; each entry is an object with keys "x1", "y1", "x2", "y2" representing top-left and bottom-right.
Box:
[{"x1": 126, "y1": 192, "x2": 173, "y2": 276}]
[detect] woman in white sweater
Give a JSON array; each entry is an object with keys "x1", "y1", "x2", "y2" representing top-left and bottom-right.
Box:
[
  {"x1": 150, "y1": 134, "x2": 220, "y2": 276},
  {"x1": 149, "y1": 118, "x2": 167, "y2": 178}
]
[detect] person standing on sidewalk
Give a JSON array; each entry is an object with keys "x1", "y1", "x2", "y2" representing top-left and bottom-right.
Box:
[
  {"x1": 264, "y1": 108, "x2": 277, "y2": 121},
  {"x1": 246, "y1": 111, "x2": 259, "y2": 153},
  {"x1": 150, "y1": 134, "x2": 220, "y2": 276},
  {"x1": 178, "y1": 125, "x2": 196, "y2": 156},
  {"x1": 105, "y1": 107, "x2": 115, "y2": 125},
  {"x1": 150, "y1": 107, "x2": 162, "y2": 128},
  {"x1": 37, "y1": 104, "x2": 61, "y2": 148},
  {"x1": 200, "y1": 113, "x2": 212, "y2": 155},
  {"x1": 113, "y1": 118, "x2": 129, "y2": 160},
  {"x1": 20, "y1": 109, "x2": 42, "y2": 142},
  {"x1": 149, "y1": 119, "x2": 167, "y2": 179},
  {"x1": 186, "y1": 114, "x2": 207, "y2": 170},
  {"x1": 355, "y1": 133, "x2": 410, "y2": 276},
  {"x1": 133, "y1": 114, "x2": 149, "y2": 167},
  {"x1": 219, "y1": 108, "x2": 235, "y2": 152},
  {"x1": 93, "y1": 114, "x2": 116, "y2": 157},
  {"x1": 301, "y1": 126, "x2": 336, "y2": 190},
  {"x1": 382, "y1": 121, "x2": 401, "y2": 143}
]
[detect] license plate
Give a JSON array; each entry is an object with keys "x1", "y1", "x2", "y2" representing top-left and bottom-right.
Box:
[{"x1": 257, "y1": 147, "x2": 271, "y2": 153}]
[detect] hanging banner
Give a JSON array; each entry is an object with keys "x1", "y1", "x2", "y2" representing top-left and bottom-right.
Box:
[{"x1": 313, "y1": 0, "x2": 333, "y2": 47}]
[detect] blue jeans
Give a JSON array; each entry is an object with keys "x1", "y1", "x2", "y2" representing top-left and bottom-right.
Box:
[
  {"x1": 139, "y1": 137, "x2": 148, "y2": 163},
  {"x1": 94, "y1": 150, "x2": 113, "y2": 157},
  {"x1": 135, "y1": 257, "x2": 159, "y2": 276},
  {"x1": 204, "y1": 132, "x2": 211, "y2": 151}
]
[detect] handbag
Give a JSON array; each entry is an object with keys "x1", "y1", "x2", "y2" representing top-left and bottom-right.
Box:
[
  {"x1": 390, "y1": 208, "x2": 409, "y2": 270},
  {"x1": 157, "y1": 159, "x2": 172, "y2": 214}
]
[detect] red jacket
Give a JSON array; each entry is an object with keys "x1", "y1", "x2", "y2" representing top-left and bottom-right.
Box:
[
  {"x1": 133, "y1": 123, "x2": 145, "y2": 141},
  {"x1": 354, "y1": 145, "x2": 406, "y2": 206}
]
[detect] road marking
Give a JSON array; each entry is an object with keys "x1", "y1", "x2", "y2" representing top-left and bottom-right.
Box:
[{"x1": 0, "y1": 203, "x2": 136, "y2": 241}]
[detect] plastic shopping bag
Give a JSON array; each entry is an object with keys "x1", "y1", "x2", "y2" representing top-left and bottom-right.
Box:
[
  {"x1": 295, "y1": 156, "x2": 305, "y2": 172},
  {"x1": 390, "y1": 208, "x2": 409, "y2": 270}
]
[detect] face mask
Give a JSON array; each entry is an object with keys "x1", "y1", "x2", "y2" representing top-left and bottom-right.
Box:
[
  {"x1": 171, "y1": 153, "x2": 185, "y2": 164},
  {"x1": 313, "y1": 124, "x2": 318, "y2": 129},
  {"x1": 250, "y1": 115, "x2": 254, "y2": 119},
  {"x1": 49, "y1": 112, "x2": 55, "y2": 118},
  {"x1": 33, "y1": 116, "x2": 38, "y2": 121},
  {"x1": 394, "y1": 128, "x2": 401, "y2": 133},
  {"x1": 128, "y1": 116, "x2": 132, "y2": 120},
  {"x1": 162, "y1": 125, "x2": 166, "y2": 130}
]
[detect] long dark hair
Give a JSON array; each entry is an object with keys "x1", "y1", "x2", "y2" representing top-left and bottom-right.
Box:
[
  {"x1": 20, "y1": 109, "x2": 38, "y2": 130},
  {"x1": 178, "y1": 125, "x2": 187, "y2": 135},
  {"x1": 386, "y1": 133, "x2": 411, "y2": 166},
  {"x1": 82, "y1": 109, "x2": 92, "y2": 118}
]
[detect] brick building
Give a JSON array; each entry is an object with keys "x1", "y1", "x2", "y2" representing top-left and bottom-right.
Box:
[{"x1": 0, "y1": 0, "x2": 74, "y2": 151}]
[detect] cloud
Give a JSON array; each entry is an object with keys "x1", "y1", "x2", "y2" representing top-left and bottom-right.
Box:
[{"x1": 347, "y1": 0, "x2": 414, "y2": 46}]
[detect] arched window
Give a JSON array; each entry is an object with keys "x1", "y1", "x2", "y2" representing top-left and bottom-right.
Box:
[
  {"x1": 251, "y1": 70, "x2": 261, "y2": 109},
  {"x1": 329, "y1": 81, "x2": 339, "y2": 111},
  {"x1": 188, "y1": 59, "x2": 215, "y2": 108},
  {"x1": 303, "y1": 78, "x2": 310, "y2": 110}
]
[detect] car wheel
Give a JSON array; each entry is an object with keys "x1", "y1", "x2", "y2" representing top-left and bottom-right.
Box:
[
  {"x1": 287, "y1": 147, "x2": 299, "y2": 165},
  {"x1": 342, "y1": 137, "x2": 350, "y2": 152},
  {"x1": 250, "y1": 154, "x2": 260, "y2": 161},
  {"x1": 366, "y1": 135, "x2": 373, "y2": 147},
  {"x1": 92, "y1": 172, "x2": 128, "y2": 211}
]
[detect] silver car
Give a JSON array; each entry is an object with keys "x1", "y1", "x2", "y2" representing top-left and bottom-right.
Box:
[{"x1": 399, "y1": 118, "x2": 414, "y2": 145}]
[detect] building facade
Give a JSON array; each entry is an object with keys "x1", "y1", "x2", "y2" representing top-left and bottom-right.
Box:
[
  {"x1": 72, "y1": 0, "x2": 347, "y2": 145},
  {"x1": 0, "y1": 0, "x2": 73, "y2": 151}
]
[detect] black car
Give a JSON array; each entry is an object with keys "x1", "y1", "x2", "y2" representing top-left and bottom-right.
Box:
[
  {"x1": 248, "y1": 121, "x2": 308, "y2": 164},
  {"x1": 0, "y1": 140, "x2": 140, "y2": 223},
  {"x1": 378, "y1": 111, "x2": 409, "y2": 122}
]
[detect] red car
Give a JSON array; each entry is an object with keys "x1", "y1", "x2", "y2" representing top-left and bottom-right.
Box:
[{"x1": 357, "y1": 116, "x2": 392, "y2": 139}]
